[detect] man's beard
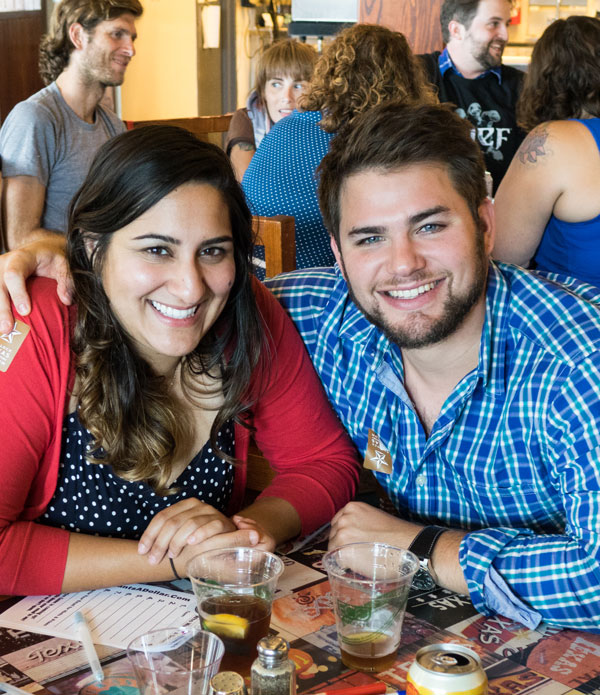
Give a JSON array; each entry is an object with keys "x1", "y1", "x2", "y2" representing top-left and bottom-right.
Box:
[
  {"x1": 81, "y1": 54, "x2": 126, "y2": 88},
  {"x1": 342, "y1": 238, "x2": 488, "y2": 350},
  {"x1": 474, "y1": 40, "x2": 504, "y2": 70}
]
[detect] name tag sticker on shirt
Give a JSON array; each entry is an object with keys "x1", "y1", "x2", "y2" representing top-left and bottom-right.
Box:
[
  {"x1": 0, "y1": 320, "x2": 30, "y2": 372},
  {"x1": 363, "y1": 429, "x2": 393, "y2": 475}
]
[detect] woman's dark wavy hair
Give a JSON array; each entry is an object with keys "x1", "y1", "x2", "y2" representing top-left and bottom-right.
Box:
[
  {"x1": 67, "y1": 125, "x2": 264, "y2": 495},
  {"x1": 517, "y1": 15, "x2": 600, "y2": 131},
  {"x1": 299, "y1": 23, "x2": 437, "y2": 133}
]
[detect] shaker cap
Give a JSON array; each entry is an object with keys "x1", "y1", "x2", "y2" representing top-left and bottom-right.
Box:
[
  {"x1": 210, "y1": 670, "x2": 247, "y2": 695},
  {"x1": 257, "y1": 635, "x2": 289, "y2": 660}
]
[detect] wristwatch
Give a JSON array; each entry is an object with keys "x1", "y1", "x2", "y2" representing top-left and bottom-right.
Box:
[{"x1": 408, "y1": 525, "x2": 447, "y2": 591}]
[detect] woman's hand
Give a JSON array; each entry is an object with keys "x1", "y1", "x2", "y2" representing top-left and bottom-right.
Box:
[
  {"x1": 231, "y1": 514, "x2": 276, "y2": 552},
  {"x1": 138, "y1": 499, "x2": 272, "y2": 566},
  {"x1": 138, "y1": 499, "x2": 237, "y2": 566}
]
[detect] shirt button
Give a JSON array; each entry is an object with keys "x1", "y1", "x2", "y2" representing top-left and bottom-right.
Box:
[{"x1": 416, "y1": 475, "x2": 426, "y2": 487}]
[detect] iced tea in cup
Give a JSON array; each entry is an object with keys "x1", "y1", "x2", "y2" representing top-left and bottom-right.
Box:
[
  {"x1": 187, "y1": 547, "x2": 284, "y2": 675},
  {"x1": 323, "y1": 542, "x2": 418, "y2": 673}
]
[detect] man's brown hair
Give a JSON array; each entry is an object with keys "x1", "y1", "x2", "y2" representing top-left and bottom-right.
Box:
[{"x1": 318, "y1": 102, "x2": 487, "y2": 245}]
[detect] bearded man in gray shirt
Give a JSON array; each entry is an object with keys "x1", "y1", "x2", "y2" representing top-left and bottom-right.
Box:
[{"x1": 0, "y1": 0, "x2": 143, "y2": 250}]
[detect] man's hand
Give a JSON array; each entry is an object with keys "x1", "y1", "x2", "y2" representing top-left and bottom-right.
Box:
[
  {"x1": 0, "y1": 234, "x2": 72, "y2": 333},
  {"x1": 329, "y1": 502, "x2": 468, "y2": 594},
  {"x1": 328, "y1": 501, "x2": 423, "y2": 550}
]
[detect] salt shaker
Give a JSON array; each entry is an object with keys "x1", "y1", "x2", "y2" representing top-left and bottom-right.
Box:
[{"x1": 251, "y1": 635, "x2": 296, "y2": 695}]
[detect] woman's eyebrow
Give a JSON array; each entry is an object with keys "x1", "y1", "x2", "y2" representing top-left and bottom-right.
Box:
[
  {"x1": 132, "y1": 234, "x2": 179, "y2": 244},
  {"x1": 131, "y1": 234, "x2": 234, "y2": 245}
]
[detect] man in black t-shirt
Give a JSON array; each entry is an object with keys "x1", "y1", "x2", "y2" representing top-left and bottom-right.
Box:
[{"x1": 419, "y1": 0, "x2": 525, "y2": 194}]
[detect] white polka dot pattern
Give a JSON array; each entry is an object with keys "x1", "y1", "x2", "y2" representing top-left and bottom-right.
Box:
[
  {"x1": 242, "y1": 109, "x2": 336, "y2": 270},
  {"x1": 40, "y1": 412, "x2": 235, "y2": 539}
]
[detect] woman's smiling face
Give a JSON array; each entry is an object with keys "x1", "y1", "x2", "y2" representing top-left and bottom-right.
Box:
[{"x1": 100, "y1": 182, "x2": 235, "y2": 375}]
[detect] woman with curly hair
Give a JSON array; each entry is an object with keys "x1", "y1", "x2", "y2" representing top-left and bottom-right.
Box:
[
  {"x1": 0, "y1": 125, "x2": 359, "y2": 596},
  {"x1": 242, "y1": 23, "x2": 437, "y2": 272},
  {"x1": 493, "y1": 16, "x2": 600, "y2": 285}
]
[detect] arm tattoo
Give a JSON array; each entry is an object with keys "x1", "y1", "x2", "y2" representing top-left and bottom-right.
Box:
[
  {"x1": 517, "y1": 124, "x2": 549, "y2": 165},
  {"x1": 237, "y1": 142, "x2": 256, "y2": 152}
]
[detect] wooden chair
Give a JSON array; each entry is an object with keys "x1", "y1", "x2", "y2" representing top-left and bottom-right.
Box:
[
  {"x1": 125, "y1": 114, "x2": 233, "y2": 148},
  {"x1": 252, "y1": 214, "x2": 296, "y2": 279}
]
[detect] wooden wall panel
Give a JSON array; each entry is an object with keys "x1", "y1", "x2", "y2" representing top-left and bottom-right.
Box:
[
  {"x1": 359, "y1": 0, "x2": 444, "y2": 54},
  {"x1": 0, "y1": 11, "x2": 45, "y2": 123}
]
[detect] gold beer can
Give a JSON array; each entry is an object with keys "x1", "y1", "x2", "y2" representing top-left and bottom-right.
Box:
[{"x1": 407, "y1": 644, "x2": 488, "y2": 695}]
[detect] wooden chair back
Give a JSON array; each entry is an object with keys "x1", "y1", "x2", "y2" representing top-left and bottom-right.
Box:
[
  {"x1": 125, "y1": 114, "x2": 233, "y2": 148},
  {"x1": 252, "y1": 214, "x2": 296, "y2": 279}
]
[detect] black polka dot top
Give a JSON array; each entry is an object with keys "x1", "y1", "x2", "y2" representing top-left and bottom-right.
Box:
[{"x1": 40, "y1": 411, "x2": 235, "y2": 539}]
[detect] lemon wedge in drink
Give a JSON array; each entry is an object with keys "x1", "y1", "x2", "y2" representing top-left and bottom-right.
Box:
[
  {"x1": 202, "y1": 613, "x2": 249, "y2": 640},
  {"x1": 342, "y1": 631, "x2": 388, "y2": 645}
]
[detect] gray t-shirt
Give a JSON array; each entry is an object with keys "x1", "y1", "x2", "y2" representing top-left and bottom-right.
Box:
[{"x1": 0, "y1": 82, "x2": 125, "y2": 233}]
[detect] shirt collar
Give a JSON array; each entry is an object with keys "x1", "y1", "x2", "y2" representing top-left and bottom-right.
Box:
[{"x1": 438, "y1": 47, "x2": 503, "y2": 84}]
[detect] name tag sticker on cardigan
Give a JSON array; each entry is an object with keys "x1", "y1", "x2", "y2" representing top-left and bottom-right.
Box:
[
  {"x1": 0, "y1": 320, "x2": 30, "y2": 372},
  {"x1": 363, "y1": 429, "x2": 393, "y2": 475}
]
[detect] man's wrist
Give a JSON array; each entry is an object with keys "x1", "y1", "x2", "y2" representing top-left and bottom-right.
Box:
[{"x1": 408, "y1": 525, "x2": 447, "y2": 589}]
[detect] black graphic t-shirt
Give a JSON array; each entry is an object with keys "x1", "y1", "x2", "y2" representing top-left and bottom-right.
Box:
[{"x1": 419, "y1": 52, "x2": 526, "y2": 194}]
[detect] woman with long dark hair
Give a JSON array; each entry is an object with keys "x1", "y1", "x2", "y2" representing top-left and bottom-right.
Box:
[
  {"x1": 0, "y1": 125, "x2": 359, "y2": 596},
  {"x1": 494, "y1": 15, "x2": 600, "y2": 286}
]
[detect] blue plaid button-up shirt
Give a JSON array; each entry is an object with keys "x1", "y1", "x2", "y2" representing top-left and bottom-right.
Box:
[{"x1": 266, "y1": 262, "x2": 600, "y2": 631}]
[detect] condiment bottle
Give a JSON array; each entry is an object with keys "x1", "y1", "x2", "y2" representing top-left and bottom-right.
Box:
[{"x1": 251, "y1": 635, "x2": 296, "y2": 695}]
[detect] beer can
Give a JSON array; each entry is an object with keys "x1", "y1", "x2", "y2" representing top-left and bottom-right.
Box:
[
  {"x1": 407, "y1": 643, "x2": 488, "y2": 695},
  {"x1": 210, "y1": 670, "x2": 247, "y2": 695}
]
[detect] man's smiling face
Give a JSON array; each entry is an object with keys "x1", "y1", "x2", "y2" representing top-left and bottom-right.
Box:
[{"x1": 331, "y1": 163, "x2": 494, "y2": 350}]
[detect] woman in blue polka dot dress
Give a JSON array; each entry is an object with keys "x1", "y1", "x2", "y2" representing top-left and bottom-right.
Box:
[
  {"x1": 242, "y1": 23, "x2": 439, "y2": 273},
  {"x1": 0, "y1": 126, "x2": 360, "y2": 596}
]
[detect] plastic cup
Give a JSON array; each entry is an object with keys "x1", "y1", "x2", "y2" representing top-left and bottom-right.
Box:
[
  {"x1": 323, "y1": 542, "x2": 419, "y2": 673},
  {"x1": 187, "y1": 547, "x2": 284, "y2": 675},
  {"x1": 127, "y1": 626, "x2": 224, "y2": 695}
]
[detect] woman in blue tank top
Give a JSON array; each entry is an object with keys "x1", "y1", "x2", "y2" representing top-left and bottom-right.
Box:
[{"x1": 493, "y1": 16, "x2": 600, "y2": 287}]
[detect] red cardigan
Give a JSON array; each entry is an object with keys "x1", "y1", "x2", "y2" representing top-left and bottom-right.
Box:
[{"x1": 0, "y1": 278, "x2": 359, "y2": 595}]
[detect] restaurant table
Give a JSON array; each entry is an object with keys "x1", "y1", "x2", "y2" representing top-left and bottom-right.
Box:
[{"x1": 1, "y1": 527, "x2": 599, "y2": 695}]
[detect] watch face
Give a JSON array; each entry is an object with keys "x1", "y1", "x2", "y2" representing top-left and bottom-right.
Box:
[{"x1": 411, "y1": 567, "x2": 437, "y2": 592}]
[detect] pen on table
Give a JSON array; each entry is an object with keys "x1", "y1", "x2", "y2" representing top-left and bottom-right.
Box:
[
  {"x1": 74, "y1": 610, "x2": 104, "y2": 683},
  {"x1": 312, "y1": 684, "x2": 405, "y2": 695},
  {"x1": 0, "y1": 683, "x2": 33, "y2": 695}
]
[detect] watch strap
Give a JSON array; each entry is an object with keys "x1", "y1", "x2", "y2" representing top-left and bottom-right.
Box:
[{"x1": 408, "y1": 525, "x2": 447, "y2": 561}]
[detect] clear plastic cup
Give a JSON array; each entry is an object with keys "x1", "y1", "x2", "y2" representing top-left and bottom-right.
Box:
[
  {"x1": 127, "y1": 626, "x2": 224, "y2": 694},
  {"x1": 323, "y1": 542, "x2": 418, "y2": 672},
  {"x1": 187, "y1": 547, "x2": 284, "y2": 675}
]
